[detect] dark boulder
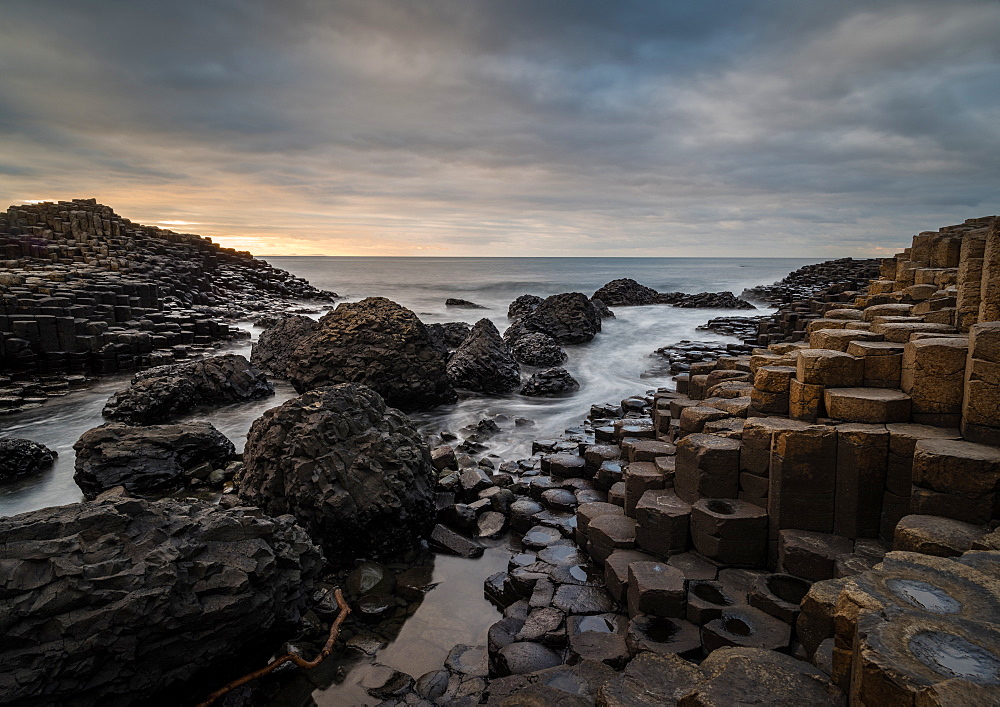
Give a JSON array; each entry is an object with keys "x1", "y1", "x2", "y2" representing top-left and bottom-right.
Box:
[
  {"x1": 0, "y1": 438, "x2": 57, "y2": 483},
  {"x1": 591, "y1": 298, "x2": 615, "y2": 319},
  {"x1": 250, "y1": 314, "x2": 319, "y2": 378},
  {"x1": 520, "y1": 367, "x2": 581, "y2": 397},
  {"x1": 286, "y1": 297, "x2": 456, "y2": 410},
  {"x1": 73, "y1": 422, "x2": 235, "y2": 499},
  {"x1": 508, "y1": 294, "x2": 542, "y2": 321},
  {"x1": 0, "y1": 497, "x2": 322, "y2": 706},
  {"x1": 103, "y1": 354, "x2": 274, "y2": 425},
  {"x1": 238, "y1": 383, "x2": 437, "y2": 564},
  {"x1": 446, "y1": 319, "x2": 521, "y2": 394},
  {"x1": 510, "y1": 332, "x2": 568, "y2": 368},
  {"x1": 592, "y1": 278, "x2": 658, "y2": 306},
  {"x1": 427, "y1": 322, "x2": 473, "y2": 353},
  {"x1": 657, "y1": 291, "x2": 756, "y2": 309},
  {"x1": 446, "y1": 298, "x2": 486, "y2": 309},
  {"x1": 521, "y1": 293, "x2": 602, "y2": 344}
]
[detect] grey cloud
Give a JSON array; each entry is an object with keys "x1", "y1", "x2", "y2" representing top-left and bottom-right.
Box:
[{"x1": 0, "y1": 0, "x2": 997, "y2": 255}]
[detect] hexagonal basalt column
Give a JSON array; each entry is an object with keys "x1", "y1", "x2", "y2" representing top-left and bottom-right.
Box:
[
  {"x1": 910, "y1": 438, "x2": 1000, "y2": 525},
  {"x1": 690, "y1": 497, "x2": 768, "y2": 566},
  {"x1": 674, "y1": 433, "x2": 741, "y2": 505},
  {"x1": 901, "y1": 337, "x2": 969, "y2": 427}
]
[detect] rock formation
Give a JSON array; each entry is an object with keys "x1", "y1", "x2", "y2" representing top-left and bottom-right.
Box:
[
  {"x1": 0, "y1": 497, "x2": 322, "y2": 706},
  {"x1": 239, "y1": 383, "x2": 437, "y2": 564},
  {"x1": 250, "y1": 314, "x2": 319, "y2": 378},
  {"x1": 520, "y1": 367, "x2": 580, "y2": 397},
  {"x1": 446, "y1": 298, "x2": 486, "y2": 309},
  {"x1": 102, "y1": 353, "x2": 273, "y2": 425},
  {"x1": 0, "y1": 198, "x2": 335, "y2": 393},
  {"x1": 510, "y1": 331, "x2": 568, "y2": 367},
  {"x1": 286, "y1": 297, "x2": 456, "y2": 410},
  {"x1": 446, "y1": 319, "x2": 521, "y2": 393},
  {"x1": 520, "y1": 292, "x2": 602, "y2": 344},
  {"x1": 592, "y1": 278, "x2": 658, "y2": 306},
  {"x1": 73, "y1": 421, "x2": 235, "y2": 499},
  {"x1": 427, "y1": 322, "x2": 473, "y2": 353},
  {"x1": 0, "y1": 438, "x2": 57, "y2": 483},
  {"x1": 508, "y1": 294, "x2": 542, "y2": 321}
]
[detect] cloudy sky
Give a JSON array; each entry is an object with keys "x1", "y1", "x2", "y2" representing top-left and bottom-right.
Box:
[{"x1": 0, "y1": 1, "x2": 997, "y2": 256}]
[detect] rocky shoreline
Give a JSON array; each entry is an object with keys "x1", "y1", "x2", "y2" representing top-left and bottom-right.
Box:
[
  {"x1": 1, "y1": 205, "x2": 998, "y2": 705},
  {"x1": 0, "y1": 199, "x2": 335, "y2": 416}
]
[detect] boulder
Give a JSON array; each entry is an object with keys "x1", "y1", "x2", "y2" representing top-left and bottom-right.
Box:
[
  {"x1": 446, "y1": 298, "x2": 486, "y2": 309},
  {"x1": 446, "y1": 319, "x2": 521, "y2": 394},
  {"x1": 286, "y1": 297, "x2": 456, "y2": 410},
  {"x1": 103, "y1": 354, "x2": 274, "y2": 425},
  {"x1": 592, "y1": 279, "x2": 659, "y2": 306},
  {"x1": 0, "y1": 497, "x2": 322, "y2": 706},
  {"x1": 510, "y1": 332, "x2": 568, "y2": 368},
  {"x1": 426, "y1": 322, "x2": 473, "y2": 352},
  {"x1": 591, "y1": 298, "x2": 616, "y2": 319},
  {"x1": 520, "y1": 367, "x2": 580, "y2": 397},
  {"x1": 250, "y1": 314, "x2": 319, "y2": 378},
  {"x1": 508, "y1": 294, "x2": 542, "y2": 321},
  {"x1": 238, "y1": 383, "x2": 436, "y2": 563},
  {"x1": 520, "y1": 293, "x2": 602, "y2": 344},
  {"x1": 0, "y1": 438, "x2": 57, "y2": 483},
  {"x1": 657, "y1": 291, "x2": 756, "y2": 309},
  {"x1": 74, "y1": 422, "x2": 235, "y2": 499}
]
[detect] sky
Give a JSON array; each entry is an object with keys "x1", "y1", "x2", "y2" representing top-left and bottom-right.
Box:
[{"x1": 0, "y1": 1, "x2": 998, "y2": 257}]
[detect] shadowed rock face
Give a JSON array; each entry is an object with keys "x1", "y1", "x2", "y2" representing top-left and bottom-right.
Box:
[
  {"x1": 447, "y1": 318, "x2": 521, "y2": 393},
  {"x1": 73, "y1": 421, "x2": 235, "y2": 499},
  {"x1": 239, "y1": 383, "x2": 437, "y2": 564},
  {"x1": 0, "y1": 497, "x2": 322, "y2": 707},
  {"x1": 521, "y1": 292, "x2": 602, "y2": 345},
  {"x1": 102, "y1": 353, "x2": 274, "y2": 425},
  {"x1": 427, "y1": 322, "x2": 473, "y2": 353},
  {"x1": 0, "y1": 438, "x2": 56, "y2": 483},
  {"x1": 287, "y1": 297, "x2": 456, "y2": 410},
  {"x1": 250, "y1": 314, "x2": 319, "y2": 378}
]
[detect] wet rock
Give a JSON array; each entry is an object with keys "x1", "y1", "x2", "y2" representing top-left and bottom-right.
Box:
[
  {"x1": 0, "y1": 438, "x2": 56, "y2": 483},
  {"x1": 701, "y1": 606, "x2": 792, "y2": 652},
  {"x1": 447, "y1": 318, "x2": 521, "y2": 394},
  {"x1": 286, "y1": 297, "x2": 456, "y2": 410},
  {"x1": 0, "y1": 497, "x2": 322, "y2": 706},
  {"x1": 239, "y1": 383, "x2": 436, "y2": 564},
  {"x1": 685, "y1": 647, "x2": 845, "y2": 705},
  {"x1": 446, "y1": 644, "x2": 489, "y2": 678},
  {"x1": 446, "y1": 298, "x2": 487, "y2": 309},
  {"x1": 521, "y1": 368, "x2": 580, "y2": 397},
  {"x1": 521, "y1": 293, "x2": 602, "y2": 344},
  {"x1": 361, "y1": 664, "x2": 415, "y2": 699},
  {"x1": 656, "y1": 291, "x2": 756, "y2": 309},
  {"x1": 508, "y1": 294, "x2": 543, "y2": 321},
  {"x1": 511, "y1": 332, "x2": 568, "y2": 367},
  {"x1": 347, "y1": 561, "x2": 396, "y2": 598},
  {"x1": 553, "y1": 585, "x2": 615, "y2": 615},
  {"x1": 495, "y1": 642, "x2": 564, "y2": 676},
  {"x1": 250, "y1": 314, "x2": 319, "y2": 378},
  {"x1": 627, "y1": 615, "x2": 702, "y2": 658},
  {"x1": 592, "y1": 278, "x2": 658, "y2": 306},
  {"x1": 103, "y1": 354, "x2": 274, "y2": 425},
  {"x1": 569, "y1": 631, "x2": 629, "y2": 669},
  {"x1": 591, "y1": 298, "x2": 615, "y2": 319},
  {"x1": 426, "y1": 321, "x2": 473, "y2": 353},
  {"x1": 431, "y1": 445, "x2": 457, "y2": 472},
  {"x1": 73, "y1": 421, "x2": 234, "y2": 499},
  {"x1": 478, "y1": 511, "x2": 508, "y2": 539},
  {"x1": 596, "y1": 652, "x2": 703, "y2": 706},
  {"x1": 431, "y1": 524, "x2": 484, "y2": 558}
]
